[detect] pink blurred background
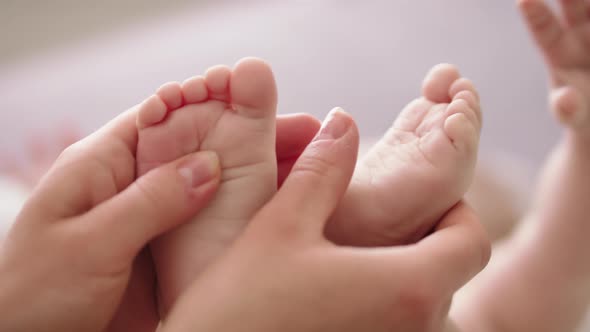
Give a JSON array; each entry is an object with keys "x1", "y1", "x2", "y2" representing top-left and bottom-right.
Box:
[{"x1": 0, "y1": 0, "x2": 558, "y2": 167}]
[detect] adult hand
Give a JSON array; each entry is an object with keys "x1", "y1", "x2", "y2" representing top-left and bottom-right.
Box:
[
  {"x1": 0, "y1": 104, "x2": 320, "y2": 332},
  {"x1": 162, "y1": 109, "x2": 491, "y2": 332}
]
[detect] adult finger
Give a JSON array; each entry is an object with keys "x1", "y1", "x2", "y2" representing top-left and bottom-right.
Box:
[
  {"x1": 21, "y1": 106, "x2": 142, "y2": 223},
  {"x1": 276, "y1": 113, "x2": 321, "y2": 187},
  {"x1": 77, "y1": 151, "x2": 221, "y2": 262},
  {"x1": 106, "y1": 249, "x2": 159, "y2": 332},
  {"x1": 27, "y1": 108, "x2": 316, "y2": 221},
  {"x1": 59, "y1": 105, "x2": 140, "y2": 165},
  {"x1": 518, "y1": 0, "x2": 564, "y2": 56},
  {"x1": 257, "y1": 108, "x2": 359, "y2": 236},
  {"x1": 276, "y1": 113, "x2": 321, "y2": 159},
  {"x1": 407, "y1": 202, "x2": 491, "y2": 294}
]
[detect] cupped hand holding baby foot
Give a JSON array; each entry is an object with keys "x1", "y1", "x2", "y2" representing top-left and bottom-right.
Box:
[
  {"x1": 0, "y1": 107, "x2": 222, "y2": 332},
  {"x1": 0, "y1": 53, "x2": 489, "y2": 331},
  {"x1": 0, "y1": 104, "x2": 320, "y2": 332},
  {"x1": 0, "y1": 103, "x2": 489, "y2": 332},
  {"x1": 162, "y1": 109, "x2": 490, "y2": 332}
]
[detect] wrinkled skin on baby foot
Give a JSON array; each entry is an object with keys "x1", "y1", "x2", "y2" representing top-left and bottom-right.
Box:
[
  {"x1": 135, "y1": 58, "x2": 280, "y2": 314},
  {"x1": 326, "y1": 64, "x2": 482, "y2": 247}
]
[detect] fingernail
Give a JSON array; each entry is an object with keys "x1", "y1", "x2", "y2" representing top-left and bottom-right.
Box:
[
  {"x1": 178, "y1": 151, "x2": 220, "y2": 188},
  {"x1": 314, "y1": 107, "x2": 351, "y2": 141}
]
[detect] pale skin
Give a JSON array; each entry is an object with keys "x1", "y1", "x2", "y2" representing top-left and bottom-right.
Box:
[
  {"x1": 157, "y1": 109, "x2": 490, "y2": 332},
  {"x1": 451, "y1": 0, "x2": 590, "y2": 331},
  {"x1": 136, "y1": 58, "x2": 280, "y2": 314},
  {"x1": 0, "y1": 105, "x2": 491, "y2": 331},
  {"x1": 327, "y1": 62, "x2": 482, "y2": 246},
  {"x1": 0, "y1": 104, "x2": 322, "y2": 332},
  {"x1": 0, "y1": 55, "x2": 484, "y2": 330},
  {"x1": 0, "y1": 108, "x2": 223, "y2": 332},
  {"x1": 135, "y1": 58, "x2": 483, "y2": 313},
  {"x1": 2, "y1": 0, "x2": 588, "y2": 325}
]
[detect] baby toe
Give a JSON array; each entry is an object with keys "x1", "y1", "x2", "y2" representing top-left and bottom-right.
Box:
[
  {"x1": 181, "y1": 76, "x2": 209, "y2": 104},
  {"x1": 422, "y1": 63, "x2": 461, "y2": 103},
  {"x1": 229, "y1": 57, "x2": 278, "y2": 119},
  {"x1": 157, "y1": 82, "x2": 184, "y2": 110},
  {"x1": 137, "y1": 95, "x2": 168, "y2": 129},
  {"x1": 444, "y1": 100, "x2": 479, "y2": 152}
]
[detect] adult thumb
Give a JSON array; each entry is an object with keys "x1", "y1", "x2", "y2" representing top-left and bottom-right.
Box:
[
  {"x1": 80, "y1": 151, "x2": 221, "y2": 262},
  {"x1": 256, "y1": 108, "x2": 359, "y2": 237}
]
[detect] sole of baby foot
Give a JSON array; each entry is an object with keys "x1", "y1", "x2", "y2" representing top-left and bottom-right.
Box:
[
  {"x1": 326, "y1": 64, "x2": 482, "y2": 246},
  {"x1": 136, "y1": 57, "x2": 278, "y2": 315}
]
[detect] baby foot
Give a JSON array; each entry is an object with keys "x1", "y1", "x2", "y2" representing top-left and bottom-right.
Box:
[
  {"x1": 136, "y1": 58, "x2": 277, "y2": 313},
  {"x1": 326, "y1": 64, "x2": 482, "y2": 246}
]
